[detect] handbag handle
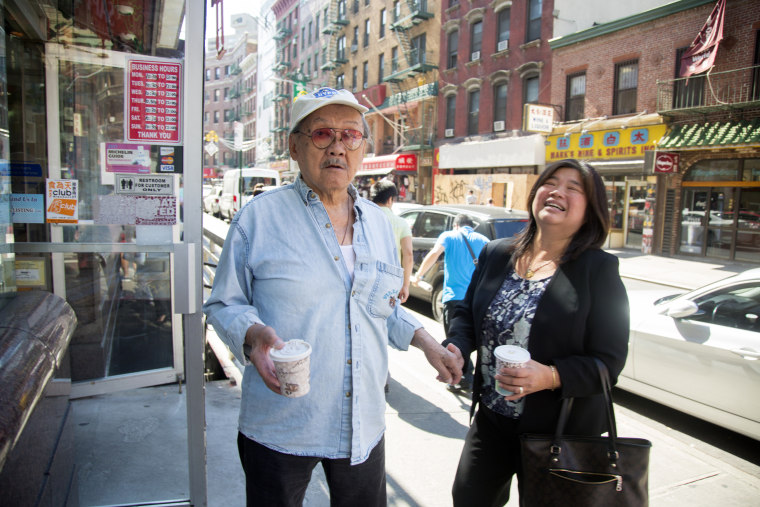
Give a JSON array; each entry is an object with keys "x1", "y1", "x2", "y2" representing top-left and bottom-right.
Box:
[{"x1": 550, "y1": 358, "x2": 620, "y2": 466}]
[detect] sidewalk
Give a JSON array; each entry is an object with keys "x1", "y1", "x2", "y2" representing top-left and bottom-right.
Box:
[{"x1": 609, "y1": 248, "x2": 755, "y2": 290}]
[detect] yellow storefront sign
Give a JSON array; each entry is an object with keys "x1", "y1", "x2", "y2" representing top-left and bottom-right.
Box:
[{"x1": 546, "y1": 124, "x2": 667, "y2": 161}]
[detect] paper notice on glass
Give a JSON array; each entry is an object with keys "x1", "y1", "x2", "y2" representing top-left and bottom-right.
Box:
[{"x1": 96, "y1": 194, "x2": 176, "y2": 225}]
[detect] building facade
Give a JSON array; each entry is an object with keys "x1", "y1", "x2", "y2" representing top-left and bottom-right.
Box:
[
  {"x1": 549, "y1": 0, "x2": 759, "y2": 263},
  {"x1": 203, "y1": 15, "x2": 258, "y2": 174}
]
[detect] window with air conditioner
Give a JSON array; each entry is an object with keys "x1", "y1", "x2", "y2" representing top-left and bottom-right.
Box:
[
  {"x1": 445, "y1": 95, "x2": 456, "y2": 136},
  {"x1": 470, "y1": 20, "x2": 482, "y2": 62},
  {"x1": 497, "y1": 8, "x2": 510, "y2": 52}
]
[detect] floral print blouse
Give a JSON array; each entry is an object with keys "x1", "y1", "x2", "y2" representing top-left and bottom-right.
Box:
[{"x1": 480, "y1": 267, "x2": 551, "y2": 418}]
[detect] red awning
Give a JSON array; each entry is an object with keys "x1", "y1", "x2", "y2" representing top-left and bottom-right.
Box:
[{"x1": 358, "y1": 153, "x2": 417, "y2": 176}]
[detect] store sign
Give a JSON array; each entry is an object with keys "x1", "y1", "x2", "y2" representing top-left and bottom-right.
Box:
[
  {"x1": 357, "y1": 84, "x2": 387, "y2": 108},
  {"x1": 46, "y1": 179, "x2": 78, "y2": 224},
  {"x1": 546, "y1": 124, "x2": 667, "y2": 161},
  {"x1": 654, "y1": 152, "x2": 680, "y2": 173},
  {"x1": 395, "y1": 154, "x2": 417, "y2": 172},
  {"x1": 105, "y1": 143, "x2": 152, "y2": 173},
  {"x1": 114, "y1": 174, "x2": 175, "y2": 196},
  {"x1": 126, "y1": 59, "x2": 183, "y2": 144},
  {"x1": 523, "y1": 104, "x2": 554, "y2": 133}
]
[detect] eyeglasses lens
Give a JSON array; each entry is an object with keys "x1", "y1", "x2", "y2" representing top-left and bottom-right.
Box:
[{"x1": 310, "y1": 128, "x2": 363, "y2": 150}]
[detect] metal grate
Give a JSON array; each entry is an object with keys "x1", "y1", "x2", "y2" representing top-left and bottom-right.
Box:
[{"x1": 662, "y1": 189, "x2": 676, "y2": 254}]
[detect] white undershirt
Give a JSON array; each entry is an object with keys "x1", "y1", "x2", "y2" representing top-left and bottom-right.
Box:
[{"x1": 340, "y1": 244, "x2": 356, "y2": 280}]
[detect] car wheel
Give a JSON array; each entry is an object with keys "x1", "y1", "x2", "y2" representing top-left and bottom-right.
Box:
[{"x1": 431, "y1": 284, "x2": 444, "y2": 323}]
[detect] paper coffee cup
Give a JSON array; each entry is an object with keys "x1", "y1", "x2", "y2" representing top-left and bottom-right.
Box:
[
  {"x1": 493, "y1": 345, "x2": 530, "y2": 396},
  {"x1": 269, "y1": 339, "x2": 312, "y2": 398}
]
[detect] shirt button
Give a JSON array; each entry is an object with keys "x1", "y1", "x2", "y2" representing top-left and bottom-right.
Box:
[
  {"x1": 345, "y1": 391, "x2": 351, "y2": 398},
  {"x1": 326, "y1": 223, "x2": 332, "y2": 229},
  {"x1": 351, "y1": 290, "x2": 356, "y2": 297},
  {"x1": 334, "y1": 256, "x2": 339, "y2": 261}
]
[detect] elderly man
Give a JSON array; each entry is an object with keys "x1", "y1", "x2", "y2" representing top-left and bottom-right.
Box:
[{"x1": 203, "y1": 87, "x2": 463, "y2": 507}]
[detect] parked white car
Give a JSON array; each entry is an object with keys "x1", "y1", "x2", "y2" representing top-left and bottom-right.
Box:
[
  {"x1": 619, "y1": 268, "x2": 760, "y2": 440},
  {"x1": 203, "y1": 185, "x2": 223, "y2": 218}
]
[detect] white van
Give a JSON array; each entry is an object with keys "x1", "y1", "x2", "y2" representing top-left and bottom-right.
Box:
[{"x1": 219, "y1": 168, "x2": 281, "y2": 221}]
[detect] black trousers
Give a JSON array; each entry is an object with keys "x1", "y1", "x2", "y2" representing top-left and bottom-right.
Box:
[
  {"x1": 452, "y1": 405, "x2": 523, "y2": 507},
  {"x1": 237, "y1": 432, "x2": 387, "y2": 507}
]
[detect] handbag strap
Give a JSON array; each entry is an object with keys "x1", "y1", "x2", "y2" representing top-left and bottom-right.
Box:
[
  {"x1": 460, "y1": 231, "x2": 478, "y2": 265},
  {"x1": 551, "y1": 358, "x2": 620, "y2": 464}
]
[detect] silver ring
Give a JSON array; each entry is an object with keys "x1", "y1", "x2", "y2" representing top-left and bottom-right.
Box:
[{"x1": 518, "y1": 386, "x2": 524, "y2": 394}]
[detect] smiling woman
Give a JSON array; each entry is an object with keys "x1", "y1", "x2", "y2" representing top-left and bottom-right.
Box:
[{"x1": 444, "y1": 159, "x2": 629, "y2": 506}]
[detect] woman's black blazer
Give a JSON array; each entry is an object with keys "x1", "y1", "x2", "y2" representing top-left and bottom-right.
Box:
[{"x1": 444, "y1": 238, "x2": 630, "y2": 436}]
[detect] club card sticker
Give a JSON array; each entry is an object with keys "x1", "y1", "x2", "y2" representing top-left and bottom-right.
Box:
[
  {"x1": 105, "y1": 143, "x2": 152, "y2": 173},
  {"x1": 114, "y1": 173, "x2": 174, "y2": 195},
  {"x1": 11, "y1": 194, "x2": 45, "y2": 223},
  {"x1": 46, "y1": 179, "x2": 78, "y2": 224}
]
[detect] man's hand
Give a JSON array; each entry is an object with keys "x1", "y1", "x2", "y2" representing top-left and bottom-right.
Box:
[
  {"x1": 245, "y1": 324, "x2": 286, "y2": 395},
  {"x1": 411, "y1": 328, "x2": 464, "y2": 385}
]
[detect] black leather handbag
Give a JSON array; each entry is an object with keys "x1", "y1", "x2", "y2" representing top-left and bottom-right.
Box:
[{"x1": 519, "y1": 359, "x2": 652, "y2": 506}]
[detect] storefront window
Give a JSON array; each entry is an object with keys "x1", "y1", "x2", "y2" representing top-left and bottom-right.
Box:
[
  {"x1": 680, "y1": 160, "x2": 760, "y2": 263},
  {"x1": 742, "y1": 158, "x2": 760, "y2": 181},
  {"x1": 736, "y1": 188, "x2": 760, "y2": 263},
  {"x1": 684, "y1": 159, "x2": 740, "y2": 181},
  {"x1": 605, "y1": 177, "x2": 625, "y2": 229}
]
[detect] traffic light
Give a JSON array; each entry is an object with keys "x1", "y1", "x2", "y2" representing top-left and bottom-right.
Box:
[{"x1": 205, "y1": 130, "x2": 219, "y2": 143}]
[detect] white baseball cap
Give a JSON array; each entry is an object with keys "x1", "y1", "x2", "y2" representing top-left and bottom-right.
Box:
[{"x1": 289, "y1": 87, "x2": 369, "y2": 135}]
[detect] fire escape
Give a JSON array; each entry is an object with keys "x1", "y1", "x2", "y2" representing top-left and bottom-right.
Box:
[
  {"x1": 272, "y1": 20, "x2": 293, "y2": 159},
  {"x1": 320, "y1": 0, "x2": 349, "y2": 87},
  {"x1": 383, "y1": 0, "x2": 437, "y2": 150}
]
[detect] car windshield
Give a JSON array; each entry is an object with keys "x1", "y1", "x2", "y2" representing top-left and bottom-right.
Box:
[{"x1": 492, "y1": 219, "x2": 528, "y2": 239}]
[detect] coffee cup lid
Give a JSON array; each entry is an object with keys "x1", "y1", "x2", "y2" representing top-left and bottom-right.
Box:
[
  {"x1": 494, "y1": 345, "x2": 530, "y2": 363},
  {"x1": 270, "y1": 339, "x2": 312, "y2": 362}
]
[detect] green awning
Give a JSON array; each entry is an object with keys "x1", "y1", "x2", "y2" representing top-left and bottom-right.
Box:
[{"x1": 658, "y1": 119, "x2": 760, "y2": 149}]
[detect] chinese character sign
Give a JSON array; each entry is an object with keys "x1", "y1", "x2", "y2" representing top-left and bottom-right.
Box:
[
  {"x1": 46, "y1": 179, "x2": 79, "y2": 224},
  {"x1": 546, "y1": 125, "x2": 667, "y2": 161}
]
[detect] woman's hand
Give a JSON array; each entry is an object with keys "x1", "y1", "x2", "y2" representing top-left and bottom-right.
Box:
[
  {"x1": 494, "y1": 360, "x2": 558, "y2": 400},
  {"x1": 245, "y1": 324, "x2": 286, "y2": 395}
]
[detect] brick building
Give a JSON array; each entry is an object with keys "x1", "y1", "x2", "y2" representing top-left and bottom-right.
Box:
[
  {"x1": 549, "y1": 0, "x2": 760, "y2": 262},
  {"x1": 433, "y1": 0, "x2": 555, "y2": 206},
  {"x1": 203, "y1": 16, "x2": 258, "y2": 173}
]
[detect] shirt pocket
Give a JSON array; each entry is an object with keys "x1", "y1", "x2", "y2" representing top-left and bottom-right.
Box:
[{"x1": 367, "y1": 260, "x2": 404, "y2": 319}]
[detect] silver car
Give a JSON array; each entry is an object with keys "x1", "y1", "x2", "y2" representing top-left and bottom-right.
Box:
[{"x1": 620, "y1": 268, "x2": 760, "y2": 440}]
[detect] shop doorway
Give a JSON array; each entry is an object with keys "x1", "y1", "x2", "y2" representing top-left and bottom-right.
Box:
[
  {"x1": 624, "y1": 180, "x2": 655, "y2": 249},
  {"x1": 681, "y1": 186, "x2": 760, "y2": 261}
]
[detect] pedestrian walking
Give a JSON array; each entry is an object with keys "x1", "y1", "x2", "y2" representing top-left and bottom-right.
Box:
[
  {"x1": 203, "y1": 87, "x2": 463, "y2": 507},
  {"x1": 411, "y1": 214, "x2": 488, "y2": 391},
  {"x1": 445, "y1": 159, "x2": 629, "y2": 506},
  {"x1": 370, "y1": 179, "x2": 413, "y2": 303}
]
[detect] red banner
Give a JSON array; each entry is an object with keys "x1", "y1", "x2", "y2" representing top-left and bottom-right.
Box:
[{"x1": 679, "y1": 0, "x2": 726, "y2": 78}]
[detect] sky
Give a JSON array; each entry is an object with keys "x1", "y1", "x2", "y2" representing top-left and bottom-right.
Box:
[{"x1": 205, "y1": 0, "x2": 265, "y2": 40}]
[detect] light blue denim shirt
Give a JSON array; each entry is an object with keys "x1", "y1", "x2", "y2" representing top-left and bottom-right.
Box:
[{"x1": 203, "y1": 176, "x2": 422, "y2": 464}]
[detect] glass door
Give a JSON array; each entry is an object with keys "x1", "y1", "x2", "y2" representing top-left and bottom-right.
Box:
[
  {"x1": 6, "y1": 2, "x2": 207, "y2": 505},
  {"x1": 44, "y1": 43, "x2": 186, "y2": 397},
  {"x1": 624, "y1": 180, "x2": 654, "y2": 249}
]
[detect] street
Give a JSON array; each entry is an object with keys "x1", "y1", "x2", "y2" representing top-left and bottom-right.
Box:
[{"x1": 204, "y1": 272, "x2": 760, "y2": 507}]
